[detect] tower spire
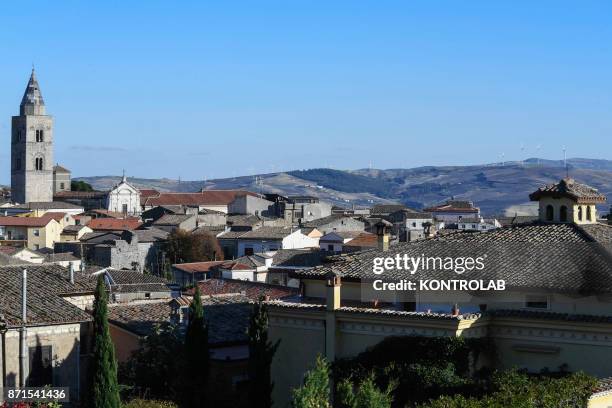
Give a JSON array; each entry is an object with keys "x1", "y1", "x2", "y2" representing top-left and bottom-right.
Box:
[{"x1": 20, "y1": 68, "x2": 45, "y2": 115}]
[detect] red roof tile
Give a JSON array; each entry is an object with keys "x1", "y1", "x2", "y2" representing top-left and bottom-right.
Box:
[
  {"x1": 188, "y1": 278, "x2": 298, "y2": 301},
  {"x1": 88, "y1": 218, "x2": 142, "y2": 231},
  {"x1": 0, "y1": 214, "x2": 59, "y2": 227},
  {"x1": 172, "y1": 261, "x2": 226, "y2": 274}
]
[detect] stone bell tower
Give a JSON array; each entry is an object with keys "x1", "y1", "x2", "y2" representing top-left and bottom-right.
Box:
[{"x1": 11, "y1": 68, "x2": 54, "y2": 203}]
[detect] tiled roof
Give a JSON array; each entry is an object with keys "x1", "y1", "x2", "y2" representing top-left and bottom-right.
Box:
[
  {"x1": 107, "y1": 295, "x2": 252, "y2": 345},
  {"x1": 88, "y1": 209, "x2": 126, "y2": 219},
  {"x1": 132, "y1": 228, "x2": 169, "y2": 243},
  {"x1": 153, "y1": 214, "x2": 195, "y2": 226},
  {"x1": 271, "y1": 249, "x2": 326, "y2": 268},
  {"x1": 529, "y1": 178, "x2": 607, "y2": 204},
  {"x1": 320, "y1": 231, "x2": 364, "y2": 241},
  {"x1": 54, "y1": 191, "x2": 108, "y2": 199},
  {"x1": 227, "y1": 214, "x2": 262, "y2": 227},
  {"x1": 497, "y1": 216, "x2": 539, "y2": 227},
  {"x1": 232, "y1": 226, "x2": 295, "y2": 240},
  {"x1": 0, "y1": 264, "x2": 95, "y2": 328},
  {"x1": 303, "y1": 215, "x2": 358, "y2": 228},
  {"x1": 143, "y1": 190, "x2": 258, "y2": 207},
  {"x1": 424, "y1": 200, "x2": 479, "y2": 213},
  {"x1": 88, "y1": 218, "x2": 142, "y2": 231},
  {"x1": 97, "y1": 268, "x2": 173, "y2": 293},
  {"x1": 295, "y1": 222, "x2": 612, "y2": 295},
  {"x1": 343, "y1": 232, "x2": 378, "y2": 249},
  {"x1": 172, "y1": 261, "x2": 226, "y2": 274},
  {"x1": 189, "y1": 278, "x2": 298, "y2": 301},
  {"x1": 13, "y1": 201, "x2": 83, "y2": 210},
  {"x1": 0, "y1": 213, "x2": 59, "y2": 227},
  {"x1": 44, "y1": 252, "x2": 79, "y2": 262},
  {"x1": 62, "y1": 224, "x2": 89, "y2": 233},
  {"x1": 218, "y1": 230, "x2": 249, "y2": 239},
  {"x1": 139, "y1": 189, "x2": 160, "y2": 199},
  {"x1": 80, "y1": 231, "x2": 122, "y2": 244}
]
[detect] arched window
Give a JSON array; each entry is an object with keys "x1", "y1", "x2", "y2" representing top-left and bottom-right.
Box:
[
  {"x1": 577, "y1": 206, "x2": 583, "y2": 221},
  {"x1": 35, "y1": 157, "x2": 43, "y2": 171},
  {"x1": 587, "y1": 206, "x2": 592, "y2": 221},
  {"x1": 560, "y1": 205, "x2": 568, "y2": 222},
  {"x1": 546, "y1": 205, "x2": 554, "y2": 221},
  {"x1": 35, "y1": 129, "x2": 44, "y2": 142}
]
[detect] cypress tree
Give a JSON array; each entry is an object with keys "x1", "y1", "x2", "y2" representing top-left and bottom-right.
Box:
[
  {"x1": 89, "y1": 275, "x2": 121, "y2": 408},
  {"x1": 184, "y1": 285, "x2": 209, "y2": 407},
  {"x1": 291, "y1": 355, "x2": 331, "y2": 408},
  {"x1": 248, "y1": 296, "x2": 280, "y2": 408}
]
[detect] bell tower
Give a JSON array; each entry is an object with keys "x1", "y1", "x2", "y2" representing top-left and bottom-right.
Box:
[{"x1": 11, "y1": 68, "x2": 54, "y2": 203}]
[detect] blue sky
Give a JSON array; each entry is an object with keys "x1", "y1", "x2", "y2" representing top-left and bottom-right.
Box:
[{"x1": 1, "y1": 1, "x2": 612, "y2": 183}]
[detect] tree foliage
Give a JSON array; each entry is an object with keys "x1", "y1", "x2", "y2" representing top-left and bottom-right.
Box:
[
  {"x1": 71, "y1": 180, "x2": 94, "y2": 191},
  {"x1": 167, "y1": 229, "x2": 223, "y2": 264},
  {"x1": 291, "y1": 355, "x2": 332, "y2": 408},
  {"x1": 420, "y1": 369, "x2": 597, "y2": 408},
  {"x1": 337, "y1": 375, "x2": 395, "y2": 408},
  {"x1": 183, "y1": 286, "x2": 209, "y2": 408},
  {"x1": 248, "y1": 297, "x2": 280, "y2": 408},
  {"x1": 89, "y1": 275, "x2": 121, "y2": 408},
  {"x1": 121, "y1": 399, "x2": 178, "y2": 408},
  {"x1": 120, "y1": 323, "x2": 184, "y2": 401}
]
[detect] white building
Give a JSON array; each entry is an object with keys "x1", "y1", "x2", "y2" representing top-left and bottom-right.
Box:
[
  {"x1": 457, "y1": 216, "x2": 501, "y2": 231},
  {"x1": 107, "y1": 175, "x2": 141, "y2": 216}
]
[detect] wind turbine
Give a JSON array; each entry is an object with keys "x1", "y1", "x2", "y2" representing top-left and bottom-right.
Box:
[{"x1": 535, "y1": 144, "x2": 542, "y2": 166}]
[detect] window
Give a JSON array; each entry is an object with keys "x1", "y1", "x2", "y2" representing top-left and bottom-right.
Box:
[
  {"x1": 14, "y1": 158, "x2": 21, "y2": 171},
  {"x1": 560, "y1": 206, "x2": 568, "y2": 222},
  {"x1": 412, "y1": 222, "x2": 417, "y2": 227},
  {"x1": 545, "y1": 205, "x2": 554, "y2": 221},
  {"x1": 122, "y1": 204, "x2": 128, "y2": 214},
  {"x1": 327, "y1": 244, "x2": 334, "y2": 251},
  {"x1": 577, "y1": 206, "x2": 583, "y2": 221},
  {"x1": 34, "y1": 244, "x2": 40, "y2": 250},
  {"x1": 60, "y1": 182, "x2": 65, "y2": 190},
  {"x1": 35, "y1": 129, "x2": 44, "y2": 142},
  {"x1": 35, "y1": 157, "x2": 43, "y2": 171},
  {"x1": 525, "y1": 295, "x2": 549, "y2": 309},
  {"x1": 33, "y1": 229, "x2": 40, "y2": 237},
  {"x1": 244, "y1": 247, "x2": 254, "y2": 256},
  {"x1": 471, "y1": 224, "x2": 477, "y2": 229},
  {"x1": 28, "y1": 345, "x2": 53, "y2": 386},
  {"x1": 587, "y1": 206, "x2": 592, "y2": 221}
]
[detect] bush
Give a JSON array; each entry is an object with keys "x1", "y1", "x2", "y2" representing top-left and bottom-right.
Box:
[{"x1": 420, "y1": 369, "x2": 597, "y2": 408}]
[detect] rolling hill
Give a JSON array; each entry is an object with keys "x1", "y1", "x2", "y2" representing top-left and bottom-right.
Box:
[{"x1": 76, "y1": 158, "x2": 612, "y2": 216}]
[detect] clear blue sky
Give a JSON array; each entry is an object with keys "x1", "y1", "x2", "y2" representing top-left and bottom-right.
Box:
[{"x1": 1, "y1": 1, "x2": 612, "y2": 183}]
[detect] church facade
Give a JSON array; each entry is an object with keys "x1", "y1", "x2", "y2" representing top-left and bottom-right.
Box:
[{"x1": 11, "y1": 69, "x2": 54, "y2": 204}]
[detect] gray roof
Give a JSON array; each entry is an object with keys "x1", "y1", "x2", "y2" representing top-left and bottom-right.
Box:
[
  {"x1": 296, "y1": 222, "x2": 612, "y2": 295},
  {"x1": 62, "y1": 224, "x2": 89, "y2": 233},
  {"x1": 0, "y1": 264, "x2": 94, "y2": 328},
  {"x1": 303, "y1": 214, "x2": 361, "y2": 228},
  {"x1": 227, "y1": 214, "x2": 263, "y2": 227},
  {"x1": 232, "y1": 226, "x2": 295, "y2": 240},
  {"x1": 13, "y1": 201, "x2": 84, "y2": 210},
  {"x1": 133, "y1": 227, "x2": 170, "y2": 243},
  {"x1": 530, "y1": 178, "x2": 607, "y2": 203},
  {"x1": 371, "y1": 204, "x2": 408, "y2": 215},
  {"x1": 44, "y1": 252, "x2": 80, "y2": 262},
  {"x1": 107, "y1": 295, "x2": 252, "y2": 345},
  {"x1": 101, "y1": 268, "x2": 173, "y2": 293},
  {"x1": 271, "y1": 249, "x2": 327, "y2": 268},
  {"x1": 153, "y1": 214, "x2": 195, "y2": 226}
]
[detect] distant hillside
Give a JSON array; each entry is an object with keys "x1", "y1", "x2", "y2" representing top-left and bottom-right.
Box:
[{"x1": 76, "y1": 157, "x2": 612, "y2": 216}]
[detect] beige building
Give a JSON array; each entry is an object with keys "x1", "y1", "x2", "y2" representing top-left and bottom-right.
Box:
[
  {"x1": 266, "y1": 178, "x2": 612, "y2": 407},
  {"x1": 0, "y1": 264, "x2": 95, "y2": 403},
  {"x1": 0, "y1": 213, "x2": 67, "y2": 250}
]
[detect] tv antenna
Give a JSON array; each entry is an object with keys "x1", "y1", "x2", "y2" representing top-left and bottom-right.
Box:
[{"x1": 563, "y1": 147, "x2": 568, "y2": 178}]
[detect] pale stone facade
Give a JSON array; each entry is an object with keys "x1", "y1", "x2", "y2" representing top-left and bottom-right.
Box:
[
  {"x1": 107, "y1": 175, "x2": 141, "y2": 216},
  {"x1": 11, "y1": 69, "x2": 54, "y2": 204}
]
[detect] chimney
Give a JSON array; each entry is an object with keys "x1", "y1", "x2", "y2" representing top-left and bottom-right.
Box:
[
  {"x1": 326, "y1": 269, "x2": 341, "y2": 311},
  {"x1": 375, "y1": 220, "x2": 391, "y2": 251},
  {"x1": 21, "y1": 269, "x2": 27, "y2": 324},
  {"x1": 69, "y1": 262, "x2": 75, "y2": 284},
  {"x1": 19, "y1": 269, "x2": 28, "y2": 388}
]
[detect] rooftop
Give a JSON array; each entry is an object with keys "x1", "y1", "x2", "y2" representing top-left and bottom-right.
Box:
[
  {"x1": 529, "y1": 178, "x2": 607, "y2": 204},
  {"x1": 188, "y1": 278, "x2": 298, "y2": 301}
]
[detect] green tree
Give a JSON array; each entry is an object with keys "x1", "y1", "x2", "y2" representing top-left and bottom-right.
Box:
[
  {"x1": 89, "y1": 275, "x2": 121, "y2": 408},
  {"x1": 248, "y1": 297, "x2": 280, "y2": 408},
  {"x1": 183, "y1": 286, "x2": 209, "y2": 407},
  {"x1": 336, "y1": 375, "x2": 394, "y2": 408},
  {"x1": 120, "y1": 323, "x2": 184, "y2": 401},
  {"x1": 167, "y1": 229, "x2": 224, "y2": 264},
  {"x1": 291, "y1": 355, "x2": 331, "y2": 408},
  {"x1": 71, "y1": 180, "x2": 94, "y2": 191}
]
